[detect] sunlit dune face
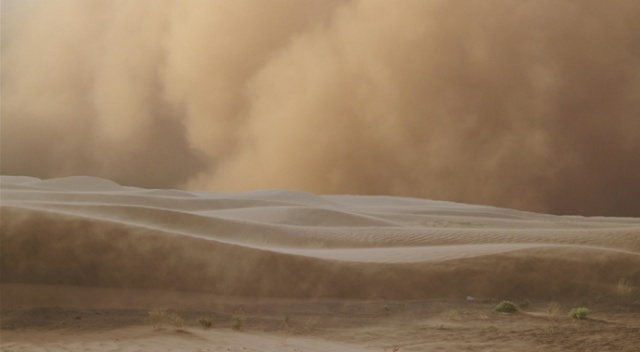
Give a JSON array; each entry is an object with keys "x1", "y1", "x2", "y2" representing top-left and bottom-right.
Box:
[{"x1": 2, "y1": 0, "x2": 640, "y2": 216}]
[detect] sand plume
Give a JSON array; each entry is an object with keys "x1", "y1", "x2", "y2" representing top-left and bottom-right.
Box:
[{"x1": 2, "y1": 1, "x2": 640, "y2": 216}]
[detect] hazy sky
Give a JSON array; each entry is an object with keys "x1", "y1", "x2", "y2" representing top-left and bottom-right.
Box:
[{"x1": 2, "y1": 0, "x2": 640, "y2": 216}]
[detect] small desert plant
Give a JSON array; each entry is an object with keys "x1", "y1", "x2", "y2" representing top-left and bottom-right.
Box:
[
  {"x1": 169, "y1": 312, "x2": 185, "y2": 332},
  {"x1": 446, "y1": 310, "x2": 459, "y2": 321},
  {"x1": 616, "y1": 278, "x2": 635, "y2": 297},
  {"x1": 495, "y1": 301, "x2": 518, "y2": 313},
  {"x1": 148, "y1": 309, "x2": 167, "y2": 331},
  {"x1": 231, "y1": 312, "x2": 247, "y2": 330},
  {"x1": 519, "y1": 299, "x2": 531, "y2": 309},
  {"x1": 283, "y1": 314, "x2": 292, "y2": 326},
  {"x1": 302, "y1": 317, "x2": 318, "y2": 332},
  {"x1": 198, "y1": 316, "x2": 213, "y2": 329},
  {"x1": 569, "y1": 307, "x2": 589, "y2": 320},
  {"x1": 546, "y1": 302, "x2": 562, "y2": 318}
]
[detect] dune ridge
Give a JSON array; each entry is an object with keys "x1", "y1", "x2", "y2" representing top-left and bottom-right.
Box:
[{"x1": 2, "y1": 176, "x2": 639, "y2": 302}]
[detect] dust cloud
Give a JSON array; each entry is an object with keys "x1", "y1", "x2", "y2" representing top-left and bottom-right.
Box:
[{"x1": 2, "y1": 0, "x2": 640, "y2": 216}]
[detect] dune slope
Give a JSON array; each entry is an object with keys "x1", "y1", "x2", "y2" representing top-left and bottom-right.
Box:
[{"x1": 2, "y1": 176, "x2": 639, "y2": 301}]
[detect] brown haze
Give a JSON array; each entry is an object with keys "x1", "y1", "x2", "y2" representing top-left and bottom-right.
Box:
[{"x1": 2, "y1": 0, "x2": 640, "y2": 216}]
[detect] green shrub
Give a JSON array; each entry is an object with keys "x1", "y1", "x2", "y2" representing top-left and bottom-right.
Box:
[
  {"x1": 495, "y1": 301, "x2": 518, "y2": 313},
  {"x1": 569, "y1": 307, "x2": 589, "y2": 320}
]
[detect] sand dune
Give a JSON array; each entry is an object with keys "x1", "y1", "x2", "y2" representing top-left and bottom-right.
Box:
[
  {"x1": 2, "y1": 176, "x2": 640, "y2": 351},
  {"x1": 2, "y1": 175, "x2": 640, "y2": 300}
]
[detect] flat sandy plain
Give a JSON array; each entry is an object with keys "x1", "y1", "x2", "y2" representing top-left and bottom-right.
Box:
[{"x1": 1, "y1": 176, "x2": 639, "y2": 351}]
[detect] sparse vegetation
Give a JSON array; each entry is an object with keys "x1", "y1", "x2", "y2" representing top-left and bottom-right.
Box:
[
  {"x1": 231, "y1": 312, "x2": 247, "y2": 331},
  {"x1": 569, "y1": 307, "x2": 590, "y2": 320},
  {"x1": 518, "y1": 299, "x2": 531, "y2": 309},
  {"x1": 495, "y1": 301, "x2": 518, "y2": 313},
  {"x1": 169, "y1": 312, "x2": 185, "y2": 332},
  {"x1": 428, "y1": 220, "x2": 483, "y2": 228},
  {"x1": 283, "y1": 314, "x2": 292, "y2": 326},
  {"x1": 546, "y1": 302, "x2": 562, "y2": 318},
  {"x1": 616, "y1": 278, "x2": 635, "y2": 298},
  {"x1": 446, "y1": 310, "x2": 459, "y2": 321},
  {"x1": 148, "y1": 309, "x2": 187, "y2": 332},
  {"x1": 307, "y1": 239, "x2": 327, "y2": 248},
  {"x1": 148, "y1": 309, "x2": 166, "y2": 331},
  {"x1": 302, "y1": 317, "x2": 318, "y2": 332},
  {"x1": 198, "y1": 316, "x2": 213, "y2": 329}
]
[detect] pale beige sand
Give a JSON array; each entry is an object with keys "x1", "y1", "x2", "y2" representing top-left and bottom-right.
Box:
[{"x1": 1, "y1": 176, "x2": 639, "y2": 351}]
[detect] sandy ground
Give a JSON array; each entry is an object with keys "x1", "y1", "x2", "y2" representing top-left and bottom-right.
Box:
[{"x1": 1, "y1": 175, "x2": 639, "y2": 351}]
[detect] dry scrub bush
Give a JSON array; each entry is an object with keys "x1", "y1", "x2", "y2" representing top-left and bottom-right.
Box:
[
  {"x1": 169, "y1": 312, "x2": 185, "y2": 332},
  {"x1": 616, "y1": 278, "x2": 635, "y2": 298},
  {"x1": 231, "y1": 312, "x2": 247, "y2": 330},
  {"x1": 283, "y1": 314, "x2": 292, "y2": 326},
  {"x1": 518, "y1": 299, "x2": 531, "y2": 309},
  {"x1": 446, "y1": 310, "x2": 459, "y2": 321},
  {"x1": 148, "y1": 309, "x2": 166, "y2": 331},
  {"x1": 198, "y1": 316, "x2": 213, "y2": 329},
  {"x1": 546, "y1": 302, "x2": 562, "y2": 318}
]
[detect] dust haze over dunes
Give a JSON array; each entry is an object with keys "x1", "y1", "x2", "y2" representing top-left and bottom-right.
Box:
[
  {"x1": 2, "y1": 0, "x2": 640, "y2": 216},
  {"x1": 2, "y1": 177, "x2": 640, "y2": 351},
  {"x1": 2, "y1": 175, "x2": 640, "y2": 300}
]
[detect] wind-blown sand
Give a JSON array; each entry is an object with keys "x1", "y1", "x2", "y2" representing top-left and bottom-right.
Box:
[{"x1": 2, "y1": 176, "x2": 639, "y2": 351}]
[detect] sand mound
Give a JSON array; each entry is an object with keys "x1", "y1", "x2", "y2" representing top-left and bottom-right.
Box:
[
  {"x1": 2, "y1": 176, "x2": 640, "y2": 302},
  {"x1": 30, "y1": 176, "x2": 127, "y2": 192}
]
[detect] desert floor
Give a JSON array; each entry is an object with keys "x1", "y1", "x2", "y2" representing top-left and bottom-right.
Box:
[
  {"x1": 1, "y1": 176, "x2": 639, "y2": 351},
  {"x1": 2, "y1": 288, "x2": 640, "y2": 351}
]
